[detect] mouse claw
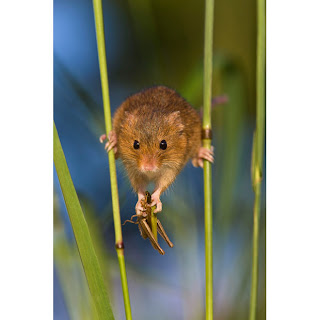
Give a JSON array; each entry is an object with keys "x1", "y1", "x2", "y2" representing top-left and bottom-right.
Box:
[
  {"x1": 99, "y1": 134, "x2": 107, "y2": 143},
  {"x1": 105, "y1": 140, "x2": 117, "y2": 152}
]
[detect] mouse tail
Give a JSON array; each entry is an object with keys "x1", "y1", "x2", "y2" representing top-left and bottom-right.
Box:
[{"x1": 199, "y1": 94, "x2": 228, "y2": 118}]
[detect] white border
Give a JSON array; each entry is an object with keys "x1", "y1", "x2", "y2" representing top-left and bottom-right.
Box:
[
  {"x1": 0, "y1": 1, "x2": 53, "y2": 319},
  {"x1": 267, "y1": 0, "x2": 320, "y2": 318}
]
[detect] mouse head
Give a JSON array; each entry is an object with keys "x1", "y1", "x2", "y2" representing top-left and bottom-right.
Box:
[{"x1": 118, "y1": 108, "x2": 188, "y2": 174}]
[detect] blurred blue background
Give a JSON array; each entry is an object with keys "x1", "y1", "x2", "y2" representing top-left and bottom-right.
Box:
[{"x1": 54, "y1": 0, "x2": 265, "y2": 319}]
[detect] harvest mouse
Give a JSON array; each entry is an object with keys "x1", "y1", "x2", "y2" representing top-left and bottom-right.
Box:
[{"x1": 100, "y1": 86, "x2": 214, "y2": 215}]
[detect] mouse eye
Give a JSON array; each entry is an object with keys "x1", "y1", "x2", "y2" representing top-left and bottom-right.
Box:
[
  {"x1": 133, "y1": 140, "x2": 140, "y2": 149},
  {"x1": 160, "y1": 140, "x2": 167, "y2": 150}
]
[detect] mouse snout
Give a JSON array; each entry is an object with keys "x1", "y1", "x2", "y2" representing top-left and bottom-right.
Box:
[{"x1": 140, "y1": 156, "x2": 158, "y2": 172}]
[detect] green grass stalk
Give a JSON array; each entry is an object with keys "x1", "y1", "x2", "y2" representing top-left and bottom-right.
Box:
[
  {"x1": 203, "y1": 0, "x2": 215, "y2": 319},
  {"x1": 249, "y1": 0, "x2": 266, "y2": 319},
  {"x1": 54, "y1": 123, "x2": 114, "y2": 320},
  {"x1": 92, "y1": 0, "x2": 132, "y2": 319}
]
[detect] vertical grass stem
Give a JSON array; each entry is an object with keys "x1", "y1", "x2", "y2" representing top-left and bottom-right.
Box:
[
  {"x1": 249, "y1": 0, "x2": 266, "y2": 318},
  {"x1": 92, "y1": 0, "x2": 132, "y2": 319},
  {"x1": 203, "y1": 0, "x2": 215, "y2": 319}
]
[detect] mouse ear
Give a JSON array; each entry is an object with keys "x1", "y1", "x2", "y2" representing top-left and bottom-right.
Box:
[
  {"x1": 168, "y1": 111, "x2": 184, "y2": 133},
  {"x1": 123, "y1": 111, "x2": 136, "y2": 126},
  {"x1": 168, "y1": 111, "x2": 180, "y2": 121}
]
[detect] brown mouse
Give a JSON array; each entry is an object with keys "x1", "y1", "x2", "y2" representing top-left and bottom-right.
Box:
[{"x1": 100, "y1": 86, "x2": 214, "y2": 215}]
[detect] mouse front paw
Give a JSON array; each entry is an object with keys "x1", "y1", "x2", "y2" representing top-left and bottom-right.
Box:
[
  {"x1": 192, "y1": 146, "x2": 214, "y2": 168},
  {"x1": 99, "y1": 131, "x2": 118, "y2": 155},
  {"x1": 151, "y1": 197, "x2": 162, "y2": 213},
  {"x1": 135, "y1": 201, "x2": 147, "y2": 217}
]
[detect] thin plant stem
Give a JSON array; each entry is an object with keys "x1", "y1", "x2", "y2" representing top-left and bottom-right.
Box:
[
  {"x1": 249, "y1": 0, "x2": 266, "y2": 319},
  {"x1": 203, "y1": 0, "x2": 215, "y2": 319},
  {"x1": 92, "y1": 0, "x2": 132, "y2": 319}
]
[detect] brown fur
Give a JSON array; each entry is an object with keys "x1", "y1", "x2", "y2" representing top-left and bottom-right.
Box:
[{"x1": 112, "y1": 86, "x2": 202, "y2": 193}]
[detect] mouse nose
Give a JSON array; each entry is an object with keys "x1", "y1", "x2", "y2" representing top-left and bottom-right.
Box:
[
  {"x1": 141, "y1": 157, "x2": 158, "y2": 172},
  {"x1": 142, "y1": 164, "x2": 157, "y2": 172}
]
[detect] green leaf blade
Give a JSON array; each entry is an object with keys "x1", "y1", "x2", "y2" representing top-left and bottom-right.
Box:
[{"x1": 54, "y1": 122, "x2": 114, "y2": 320}]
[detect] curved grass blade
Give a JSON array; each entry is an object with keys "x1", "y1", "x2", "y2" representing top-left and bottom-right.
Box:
[{"x1": 54, "y1": 122, "x2": 114, "y2": 320}]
